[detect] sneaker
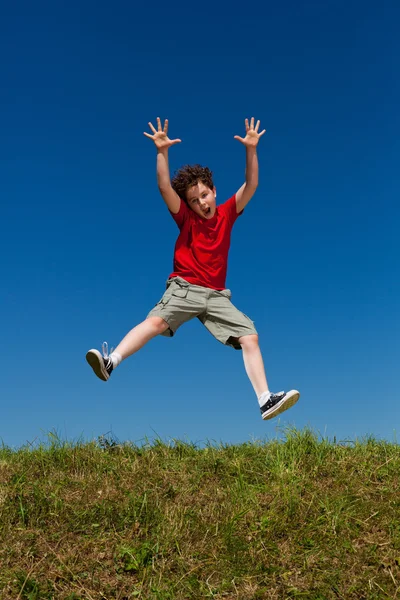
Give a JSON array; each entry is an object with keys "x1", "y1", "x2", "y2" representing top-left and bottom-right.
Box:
[
  {"x1": 260, "y1": 390, "x2": 300, "y2": 420},
  {"x1": 86, "y1": 342, "x2": 113, "y2": 381}
]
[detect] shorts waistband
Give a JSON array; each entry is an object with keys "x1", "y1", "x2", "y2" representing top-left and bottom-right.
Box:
[{"x1": 167, "y1": 277, "x2": 231, "y2": 299}]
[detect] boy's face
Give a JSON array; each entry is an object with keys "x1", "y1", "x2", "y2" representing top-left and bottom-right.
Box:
[{"x1": 186, "y1": 182, "x2": 217, "y2": 220}]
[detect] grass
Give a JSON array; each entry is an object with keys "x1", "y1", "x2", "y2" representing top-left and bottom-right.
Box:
[{"x1": 1, "y1": 427, "x2": 400, "y2": 599}]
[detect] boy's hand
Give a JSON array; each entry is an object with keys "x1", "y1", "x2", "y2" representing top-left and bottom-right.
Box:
[
  {"x1": 144, "y1": 117, "x2": 181, "y2": 150},
  {"x1": 234, "y1": 117, "x2": 266, "y2": 147}
]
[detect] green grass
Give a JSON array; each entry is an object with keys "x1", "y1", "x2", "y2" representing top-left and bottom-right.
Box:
[{"x1": 1, "y1": 427, "x2": 400, "y2": 599}]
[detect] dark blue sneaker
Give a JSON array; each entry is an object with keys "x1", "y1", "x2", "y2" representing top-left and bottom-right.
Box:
[
  {"x1": 260, "y1": 390, "x2": 300, "y2": 420},
  {"x1": 86, "y1": 342, "x2": 113, "y2": 381}
]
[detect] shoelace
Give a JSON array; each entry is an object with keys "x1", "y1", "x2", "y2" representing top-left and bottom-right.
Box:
[{"x1": 102, "y1": 341, "x2": 114, "y2": 359}]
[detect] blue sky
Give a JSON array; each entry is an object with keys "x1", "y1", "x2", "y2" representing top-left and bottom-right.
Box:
[{"x1": 1, "y1": 0, "x2": 399, "y2": 449}]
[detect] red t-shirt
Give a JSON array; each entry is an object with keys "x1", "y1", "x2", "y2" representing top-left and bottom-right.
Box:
[{"x1": 168, "y1": 194, "x2": 243, "y2": 290}]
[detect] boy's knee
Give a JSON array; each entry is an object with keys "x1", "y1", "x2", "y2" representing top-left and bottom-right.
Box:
[
  {"x1": 147, "y1": 316, "x2": 170, "y2": 335},
  {"x1": 238, "y1": 334, "x2": 259, "y2": 349}
]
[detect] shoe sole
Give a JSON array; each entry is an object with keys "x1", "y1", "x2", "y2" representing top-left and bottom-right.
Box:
[
  {"x1": 86, "y1": 349, "x2": 109, "y2": 381},
  {"x1": 262, "y1": 390, "x2": 300, "y2": 420}
]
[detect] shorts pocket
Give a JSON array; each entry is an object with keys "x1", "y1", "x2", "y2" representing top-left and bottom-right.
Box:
[
  {"x1": 241, "y1": 312, "x2": 255, "y2": 325},
  {"x1": 172, "y1": 288, "x2": 188, "y2": 298},
  {"x1": 216, "y1": 289, "x2": 232, "y2": 299},
  {"x1": 154, "y1": 289, "x2": 173, "y2": 307}
]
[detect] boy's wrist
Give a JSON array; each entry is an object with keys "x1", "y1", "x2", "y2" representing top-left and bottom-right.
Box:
[{"x1": 246, "y1": 145, "x2": 257, "y2": 154}]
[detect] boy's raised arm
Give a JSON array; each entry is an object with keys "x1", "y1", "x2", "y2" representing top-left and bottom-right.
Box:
[
  {"x1": 234, "y1": 117, "x2": 266, "y2": 213},
  {"x1": 144, "y1": 117, "x2": 182, "y2": 214}
]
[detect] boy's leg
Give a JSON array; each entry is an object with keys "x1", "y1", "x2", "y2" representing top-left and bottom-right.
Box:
[
  {"x1": 86, "y1": 277, "x2": 204, "y2": 381},
  {"x1": 238, "y1": 334, "x2": 269, "y2": 398},
  {"x1": 238, "y1": 333, "x2": 300, "y2": 420},
  {"x1": 114, "y1": 317, "x2": 169, "y2": 360},
  {"x1": 86, "y1": 317, "x2": 168, "y2": 381},
  {"x1": 200, "y1": 291, "x2": 300, "y2": 420}
]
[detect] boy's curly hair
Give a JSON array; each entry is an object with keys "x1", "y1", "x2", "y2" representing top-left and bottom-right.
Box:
[{"x1": 171, "y1": 164, "x2": 214, "y2": 202}]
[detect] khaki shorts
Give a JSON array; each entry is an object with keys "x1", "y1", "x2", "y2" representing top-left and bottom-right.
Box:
[{"x1": 146, "y1": 277, "x2": 257, "y2": 350}]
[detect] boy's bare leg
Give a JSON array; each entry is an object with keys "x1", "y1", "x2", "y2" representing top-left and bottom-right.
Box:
[
  {"x1": 86, "y1": 317, "x2": 169, "y2": 381},
  {"x1": 238, "y1": 333, "x2": 300, "y2": 420},
  {"x1": 238, "y1": 334, "x2": 269, "y2": 398},
  {"x1": 114, "y1": 317, "x2": 169, "y2": 360}
]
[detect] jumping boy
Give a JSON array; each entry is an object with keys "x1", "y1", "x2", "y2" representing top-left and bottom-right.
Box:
[{"x1": 86, "y1": 117, "x2": 300, "y2": 420}]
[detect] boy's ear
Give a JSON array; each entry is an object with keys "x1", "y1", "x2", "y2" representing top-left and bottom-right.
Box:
[{"x1": 213, "y1": 186, "x2": 217, "y2": 199}]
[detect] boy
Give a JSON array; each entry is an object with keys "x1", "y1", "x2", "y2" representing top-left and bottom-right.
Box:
[{"x1": 86, "y1": 117, "x2": 300, "y2": 420}]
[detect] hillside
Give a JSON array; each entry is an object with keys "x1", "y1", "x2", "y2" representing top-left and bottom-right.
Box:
[{"x1": 1, "y1": 428, "x2": 399, "y2": 599}]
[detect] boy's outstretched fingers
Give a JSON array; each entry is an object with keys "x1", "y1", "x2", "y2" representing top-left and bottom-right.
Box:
[
  {"x1": 234, "y1": 116, "x2": 266, "y2": 146},
  {"x1": 143, "y1": 117, "x2": 182, "y2": 149},
  {"x1": 147, "y1": 117, "x2": 168, "y2": 133},
  {"x1": 162, "y1": 117, "x2": 169, "y2": 133}
]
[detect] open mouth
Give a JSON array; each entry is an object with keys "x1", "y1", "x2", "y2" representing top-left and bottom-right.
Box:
[{"x1": 202, "y1": 207, "x2": 211, "y2": 216}]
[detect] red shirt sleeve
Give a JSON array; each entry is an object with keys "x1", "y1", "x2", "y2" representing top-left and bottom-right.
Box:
[
  {"x1": 219, "y1": 194, "x2": 243, "y2": 227},
  {"x1": 169, "y1": 198, "x2": 190, "y2": 230}
]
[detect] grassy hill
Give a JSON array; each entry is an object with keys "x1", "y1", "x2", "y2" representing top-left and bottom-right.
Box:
[{"x1": 1, "y1": 428, "x2": 399, "y2": 599}]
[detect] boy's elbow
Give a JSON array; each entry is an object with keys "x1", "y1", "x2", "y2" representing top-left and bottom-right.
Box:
[
  {"x1": 158, "y1": 183, "x2": 173, "y2": 194},
  {"x1": 248, "y1": 181, "x2": 258, "y2": 192}
]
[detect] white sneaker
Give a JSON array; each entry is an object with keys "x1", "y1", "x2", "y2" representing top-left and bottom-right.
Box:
[
  {"x1": 260, "y1": 390, "x2": 300, "y2": 420},
  {"x1": 86, "y1": 342, "x2": 114, "y2": 381}
]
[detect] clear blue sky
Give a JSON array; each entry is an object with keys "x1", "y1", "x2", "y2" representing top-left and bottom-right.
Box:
[{"x1": 1, "y1": 0, "x2": 399, "y2": 449}]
